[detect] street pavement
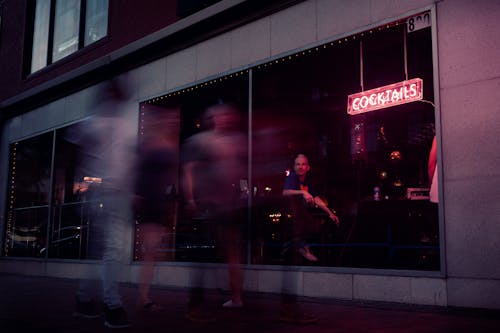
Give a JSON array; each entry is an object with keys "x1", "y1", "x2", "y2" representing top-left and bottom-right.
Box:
[{"x1": 1, "y1": 273, "x2": 499, "y2": 332}]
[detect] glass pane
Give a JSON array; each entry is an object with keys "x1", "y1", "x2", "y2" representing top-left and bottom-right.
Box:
[
  {"x1": 133, "y1": 104, "x2": 181, "y2": 262},
  {"x1": 135, "y1": 74, "x2": 250, "y2": 264},
  {"x1": 85, "y1": 0, "x2": 108, "y2": 46},
  {"x1": 53, "y1": 0, "x2": 80, "y2": 62},
  {"x1": 3, "y1": 132, "x2": 53, "y2": 257},
  {"x1": 7, "y1": 207, "x2": 49, "y2": 258},
  {"x1": 49, "y1": 84, "x2": 136, "y2": 259},
  {"x1": 8, "y1": 133, "x2": 54, "y2": 208},
  {"x1": 252, "y1": 24, "x2": 439, "y2": 270},
  {"x1": 48, "y1": 125, "x2": 89, "y2": 259},
  {"x1": 31, "y1": 0, "x2": 51, "y2": 72}
]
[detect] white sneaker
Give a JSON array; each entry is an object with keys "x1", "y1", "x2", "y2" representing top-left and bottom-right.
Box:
[{"x1": 222, "y1": 299, "x2": 243, "y2": 308}]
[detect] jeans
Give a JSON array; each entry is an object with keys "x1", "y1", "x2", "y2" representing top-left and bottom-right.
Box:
[{"x1": 77, "y1": 188, "x2": 131, "y2": 309}]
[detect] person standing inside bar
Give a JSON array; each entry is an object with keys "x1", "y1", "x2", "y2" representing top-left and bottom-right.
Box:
[
  {"x1": 280, "y1": 153, "x2": 339, "y2": 324},
  {"x1": 282, "y1": 153, "x2": 339, "y2": 261}
]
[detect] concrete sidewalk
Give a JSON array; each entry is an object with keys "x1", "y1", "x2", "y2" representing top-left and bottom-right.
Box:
[{"x1": 1, "y1": 273, "x2": 499, "y2": 332}]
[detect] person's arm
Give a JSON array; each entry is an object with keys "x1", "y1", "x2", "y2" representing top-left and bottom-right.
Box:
[
  {"x1": 313, "y1": 196, "x2": 339, "y2": 225},
  {"x1": 282, "y1": 188, "x2": 314, "y2": 204},
  {"x1": 428, "y1": 136, "x2": 437, "y2": 184}
]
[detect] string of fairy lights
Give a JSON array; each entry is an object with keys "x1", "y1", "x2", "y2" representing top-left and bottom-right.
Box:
[
  {"x1": 139, "y1": 18, "x2": 412, "y2": 151},
  {"x1": 142, "y1": 18, "x2": 409, "y2": 107},
  {"x1": 5, "y1": 143, "x2": 17, "y2": 256}
]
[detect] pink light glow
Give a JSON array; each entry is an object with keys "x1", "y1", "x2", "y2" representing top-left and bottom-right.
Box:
[{"x1": 347, "y1": 78, "x2": 423, "y2": 115}]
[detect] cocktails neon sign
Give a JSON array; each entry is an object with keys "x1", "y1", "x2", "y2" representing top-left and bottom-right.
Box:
[{"x1": 347, "y1": 78, "x2": 423, "y2": 115}]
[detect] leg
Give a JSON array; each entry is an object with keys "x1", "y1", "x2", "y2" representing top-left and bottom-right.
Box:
[
  {"x1": 223, "y1": 217, "x2": 243, "y2": 307},
  {"x1": 138, "y1": 223, "x2": 165, "y2": 306}
]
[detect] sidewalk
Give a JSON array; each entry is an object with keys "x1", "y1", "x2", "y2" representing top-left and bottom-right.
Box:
[{"x1": 1, "y1": 273, "x2": 499, "y2": 332}]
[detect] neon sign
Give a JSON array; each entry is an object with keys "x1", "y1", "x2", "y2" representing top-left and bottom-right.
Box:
[{"x1": 347, "y1": 78, "x2": 423, "y2": 115}]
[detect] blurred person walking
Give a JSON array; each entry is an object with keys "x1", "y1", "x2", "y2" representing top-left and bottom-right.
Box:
[
  {"x1": 182, "y1": 102, "x2": 247, "y2": 322},
  {"x1": 134, "y1": 110, "x2": 179, "y2": 311},
  {"x1": 67, "y1": 79, "x2": 137, "y2": 328}
]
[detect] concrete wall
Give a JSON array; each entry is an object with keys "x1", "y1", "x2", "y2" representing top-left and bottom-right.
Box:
[
  {"x1": 2, "y1": 0, "x2": 500, "y2": 309},
  {"x1": 436, "y1": 0, "x2": 500, "y2": 309}
]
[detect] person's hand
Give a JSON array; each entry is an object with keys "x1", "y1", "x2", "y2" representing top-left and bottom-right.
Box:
[
  {"x1": 303, "y1": 191, "x2": 314, "y2": 204},
  {"x1": 328, "y1": 211, "x2": 339, "y2": 226}
]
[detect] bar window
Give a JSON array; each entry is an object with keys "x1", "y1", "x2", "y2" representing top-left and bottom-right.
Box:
[
  {"x1": 251, "y1": 20, "x2": 439, "y2": 270},
  {"x1": 3, "y1": 132, "x2": 54, "y2": 257},
  {"x1": 135, "y1": 73, "x2": 249, "y2": 264}
]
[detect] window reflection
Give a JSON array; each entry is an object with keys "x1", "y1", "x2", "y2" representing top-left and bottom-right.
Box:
[
  {"x1": 29, "y1": 0, "x2": 109, "y2": 73},
  {"x1": 31, "y1": 0, "x2": 51, "y2": 72},
  {"x1": 4, "y1": 133, "x2": 53, "y2": 257},
  {"x1": 85, "y1": 0, "x2": 109, "y2": 46},
  {"x1": 7, "y1": 18, "x2": 440, "y2": 270},
  {"x1": 251, "y1": 23, "x2": 438, "y2": 270},
  {"x1": 135, "y1": 74, "x2": 250, "y2": 263},
  {"x1": 48, "y1": 125, "x2": 91, "y2": 259},
  {"x1": 134, "y1": 104, "x2": 181, "y2": 262},
  {"x1": 10, "y1": 207, "x2": 49, "y2": 257},
  {"x1": 53, "y1": 0, "x2": 81, "y2": 62}
]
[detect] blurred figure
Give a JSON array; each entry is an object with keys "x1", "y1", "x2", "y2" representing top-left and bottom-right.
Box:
[
  {"x1": 280, "y1": 153, "x2": 339, "y2": 324},
  {"x1": 67, "y1": 79, "x2": 136, "y2": 328},
  {"x1": 421, "y1": 135, "x2": 439, "y2": 244},
  {"x1": 134, "y1": 109, "x2": 179, "y2": 311},
  {"x1": 428, "y1": 136, "x2": 438, "y2": 203},
  {"x1": 182, "y1": 102, "x2": 247, "y2": 322}
]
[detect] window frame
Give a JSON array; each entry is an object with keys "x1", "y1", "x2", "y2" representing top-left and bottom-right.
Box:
[
  {"x1": 7, "y1": 4, "x2": 444, "y2": 276},
  {"x1": 24, "y1": 0, "x2": 109, "y2": 76},
  {"x1": 136, "y1": 9, "x2": 443, "y2": 273}
]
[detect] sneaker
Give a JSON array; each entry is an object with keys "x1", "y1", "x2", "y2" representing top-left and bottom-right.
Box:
[
  {"x1": 279, "y1": 308, "x2": 317, "y2": 325},
  {"x1": 298, "y1": 246, "x2": 318, "y2": 262},
  {"x1": 104, "y1": 305, "x2": 130, "y2": 329},
  {"x1": 185, "y1": 308, "x2": 216, "y2": 323},
  {"x1": 73, "y1": 299, "x2": 101, "y2": 319},
  {"x1": 222, "y1": 299, "x2": 243, "y2": 308}
]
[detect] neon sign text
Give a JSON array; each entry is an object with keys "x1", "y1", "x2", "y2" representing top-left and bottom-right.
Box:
[{"x1": 347, "y1": 78, "x2": 423, "y2": 115}]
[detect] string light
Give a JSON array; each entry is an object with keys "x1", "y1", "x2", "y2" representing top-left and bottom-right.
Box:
[
  {"x1": 141, "y1": 15, "x2": 412, "y2": 107},
  {"x1": 5, "y1": 142, "x2": 18, "y2": 256}
]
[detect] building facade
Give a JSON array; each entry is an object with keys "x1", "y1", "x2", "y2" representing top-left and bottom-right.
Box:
[{"x1": 1, "y1": 0, "x2": 499, "y2": 310}]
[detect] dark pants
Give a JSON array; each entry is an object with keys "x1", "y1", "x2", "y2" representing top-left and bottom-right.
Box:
[{"x1": 281, "y1": 195, "x2": 318, "y2": 305}]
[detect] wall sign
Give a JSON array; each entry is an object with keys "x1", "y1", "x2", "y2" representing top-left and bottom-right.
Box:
[
  {"x1": 407, "y1": 12, "x2": 431, "y2": 33},
  {"x1": 347, "y1": 78, "x2": 423, "y2": 115}
]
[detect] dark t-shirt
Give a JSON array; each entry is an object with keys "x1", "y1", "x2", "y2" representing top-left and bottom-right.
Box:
[
  {"x1": 283, "y1": 171, "x2": 318, "y2": 197},
  {"x1": 182, "y1": 130, "x2": 246, "y2": 206}
]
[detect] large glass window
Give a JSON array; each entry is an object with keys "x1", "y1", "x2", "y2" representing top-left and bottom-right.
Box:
[
  {"x1": 251, "y1": 22, "x2": 438, "y2": 270},
  {"x1": 5, "y1": 15, "x2": 440, "y2": 271},
  {"x1": 28, "y1": 0, "x2": 109, "y2": 74},
  {"x1": 47, "y1": 124, "x2": 92, "y2": 259},
  {"x1": 4, "y1": 133, "x2": 53, "y2": 257},
  {"x1": 135, "y1": 73, "x2": 250, "y2": 263}
]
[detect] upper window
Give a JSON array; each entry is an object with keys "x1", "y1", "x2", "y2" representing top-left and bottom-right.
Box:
[{"x1": 28, "y1": 0, "x2": 109, "y2": 74}]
